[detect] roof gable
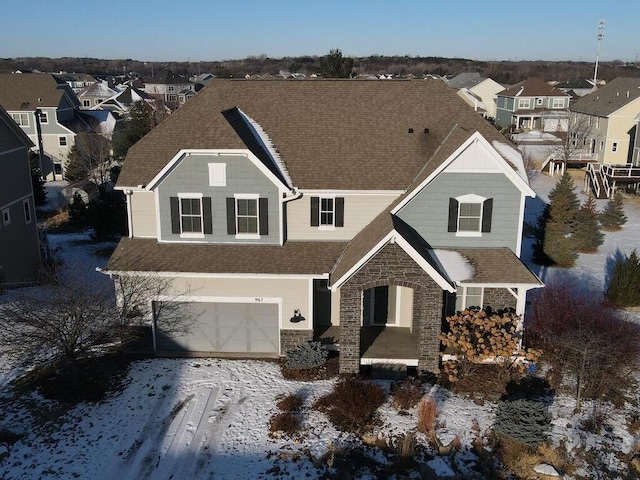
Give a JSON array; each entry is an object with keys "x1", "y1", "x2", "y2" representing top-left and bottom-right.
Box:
[
  {"x1": 571, "y1": 77, "x2": 640, "y2": 117},
  {"x1": 0, "y1": 73, "x2": 79, "y2": 110}
]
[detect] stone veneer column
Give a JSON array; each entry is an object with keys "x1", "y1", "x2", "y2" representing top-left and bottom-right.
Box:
[
  {"x1": 416, "y1": 285, "x2": 443, "y2": 375},
  {"x1": 339, "y1": 283, "x2": 361, "y2": 374}
]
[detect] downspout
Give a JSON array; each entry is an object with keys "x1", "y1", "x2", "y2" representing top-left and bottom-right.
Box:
[
  {"x1": 34, "y1": 109, "x2": 45, "y2": 180},
  {"x1": 125, "y1": 189, "x2": 134, "y2": 238}
]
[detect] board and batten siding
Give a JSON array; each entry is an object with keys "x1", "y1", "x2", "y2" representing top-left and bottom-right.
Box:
[
  {"x1": 156, "y1": 153, "x2": 280, "y2": 244},
  {"x1": 129, "y1": 191, "x2": 157, "y2": 237},
  {"x1": 396, "y1": 172, "x2": 522, "y2": 252},
  {"x1": 168, "y1": 276, "x2": 313, "y2": 331},
  {"x1": 286, "y1": 193, "x2": 398, "y2": 241}
]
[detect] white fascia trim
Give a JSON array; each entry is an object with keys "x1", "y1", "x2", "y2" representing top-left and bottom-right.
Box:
[
  {"x1": 105, "y1": 270, "x2": 329, "y2": 280},
  {"x1": 145, "y1": 149, "x2": 291, "y2": 193},
  {"x1": 457, "y1": 282, "x2": 544, "y2": 289},
  {"x1": 157, "y1": 295, "x2": 281, "y2": 304},
  {"x1": 301, "y1": 189, "x2": 404, "y2": 196},
  {"x1": 0, "y1": 146, "x2": 28, "y2": 157},
  {"x1": 391, "y1": 132, "x2": 534, "y2": 215},
  {"x1": 330, "y1": 231, "x2": 454, "y2": 292},
  {"x1": 515, "y1": 193, "x2": 526, "y2": 256}
]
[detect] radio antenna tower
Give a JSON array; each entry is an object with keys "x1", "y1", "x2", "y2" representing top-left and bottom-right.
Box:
[{"x1": 593, "y1": 19, "x2": 605, "y2": 85}]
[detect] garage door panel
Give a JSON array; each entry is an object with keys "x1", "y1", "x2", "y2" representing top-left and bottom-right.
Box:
[{"x1": 155, "y1": 301, "x2": 279, "y2": 354}]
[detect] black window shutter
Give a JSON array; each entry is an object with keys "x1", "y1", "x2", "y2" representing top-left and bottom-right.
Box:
[
  {"x1": 170, "y1": 197, "x2": 180, "y2": 234},
  {"x1": 202, "y1": 197, "x2": 213, "y2": 234},
  {"x1": 447, "y1": 198, "x2": 458, "y2": 232},
  {"x1": 482, "y1": 198, "x2": 493, "y2": 233},
  {"x1": 310, "y1": 196, "x2": 319, "y2": 226},
  {"x1": 226, "y1": 197, "x2": 236, "y2": 235},
  {"x1": 259, "y1": 197, "x2": 269, "y2": 235},
  {"x1": 335, "y1": 197, "x2": 344, "y2": 227}
]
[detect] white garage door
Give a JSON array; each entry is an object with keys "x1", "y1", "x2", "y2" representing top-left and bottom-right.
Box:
[{"x1": 155, "y1": 302, "x2": 279, "y2": 354}]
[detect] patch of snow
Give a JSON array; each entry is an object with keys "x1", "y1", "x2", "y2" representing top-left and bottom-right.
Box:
[
  {"x1": 430, "y1": 249, "x2": 475, "y2": 282},
  {"x1": 492, "y1": 140, "x2": 529, "y2": 183}
]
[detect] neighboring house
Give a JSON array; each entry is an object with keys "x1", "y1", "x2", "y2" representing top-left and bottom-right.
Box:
[
  {"x1": 445, "y1": 72, "x2": 485, "y2": 89},
  {"x1": 95, "y1": 86, "x2": 158, "y2": 117},
  {"x1": 633, "y1": 113, "x2": 640, "y2": 167},
  {"x1": 0, "y1": 73, "x2": 84, "y2": 180},
  {"x1": 143, "y1": 70, "x2": 199, "y2": 109},
  {"x1": 0, "y1": 105, "x2": 41, "y2": 287},
  {"x1": 78, "y1": 81, "x2": 120, "y2": 109},
  {"x1": 553, "y1": 78, "x2": 597, "y2": 98},
  {"x1": 457, "y1": 78, "x2": 504, "y2": 120},
  {"x1": 495, "y1": 78, "x2": 571, "y2": 132},
  {"x1": 63, "y1": 74, "x2": 98, "y2": 94},
  {"x1": 570, "y1": 77, "x2": 640, "y2": 197},
  {"x1": 106, "y1": 80, "x2": 542, "y2": 375}
]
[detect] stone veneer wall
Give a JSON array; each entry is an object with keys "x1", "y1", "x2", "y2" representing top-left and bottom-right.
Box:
[
  {"x1": 484, "y1": 287, "x2": 517, "y2": 310},
  {"x1": 280, "y1": 329, "x2": 313, "y2": 355},
  {"x1": 339, "y1": 242, "x2": 444, "y2": 375}
]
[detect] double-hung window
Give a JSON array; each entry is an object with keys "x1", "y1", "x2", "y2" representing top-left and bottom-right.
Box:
[
  {"x1": 11, "y1": 113, "x2": 29, "y2": 126},
  {"x1": 169, "y1": 194, "x2": 212, "y2": 238},
  {"x1": 455, "y1": 286, "x2": 484, "y2": 311},
  {"x1": 552, "y1": 98, "x2": 565, "y2": 108},
  {"x1": 447, "y1": 194, "x2": 493, "y2": 236},
  {"x1": 310, "y1": 196, "x2": 344, "y2": 229},
  {"x1": 23, "y1": 200, "x2": 32, "y2": 225},
  {"x1": 236, "y1": 197, "x2": 259, "y2": 235},
  {"x1": 518, "y1": 98, "x2": 531, "y2": 109},
  {"x1": 38, "y1": 111, "x2": 48, "y2": 124}
]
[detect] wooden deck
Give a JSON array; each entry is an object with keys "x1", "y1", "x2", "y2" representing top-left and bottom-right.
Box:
[{"x1": 314, "y1": 325, "x2": 419, "y2": 365}]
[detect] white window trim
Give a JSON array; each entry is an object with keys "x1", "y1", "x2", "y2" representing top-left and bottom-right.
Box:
[
  {"x1": 518, "y1": 98, "x2": 531, "y2": 109},
  {"x1": 455, "y1": 285, "x2": 484, "y2": 311},
  {"x1": 234, "y1": 193, "x2": 260, "y2": 239},
  {"x1": 536, "y1": 97, "x2": 543, "y2": 105},
  {"x1": 455, "y1": 193, "x2": 485, "y2": 237},
  {"x1": 612, "y1": 141, "x2": 619, "y2": 152},
  {"x1": 318, "y1": 196, "x2": 336, "y2": 231},
  {"x1": 552, "y1": 98, "x2": 565, "y2": 108},
  {"x1": 2, "y1": 208, "x2": 10, "y2": 226},
  {"x1": 208, "y1": 163, "x2": 226, "y2": 186},
  {"x1": 58, "y1": 136, "x2": 67, "y2": 147},
  {"x1": 23, "y1": 199, "x2": 32, "y2": 225},
  {"x1": 12, "y1": 113, "x2": 29, "y2": 127},
  {"x1": 177, "y1": 193, "x2": 204, "y2": 238},
  {"x1": 38, "y1": 111, "x2": 48, "y2": 124}
]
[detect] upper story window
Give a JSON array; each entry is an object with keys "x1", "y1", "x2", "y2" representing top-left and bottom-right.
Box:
[
  {"x1": 226, "y1": 194, "x2": 268, "y2": 239},
  {"x1": 23, "y1": 200, "x2": 32, "y2": 225},
  {"x1": 83, "y1": 99, "x2": 91, "y2": 107},
  {"x1": 595, "y1": 117, "x2": 601, "y2": 128},
  {"x1": 169, "y1": 194, "x2": 212, "y2": 238},
  {"x1": 536, "y1": 98, "x2": 544, "y2": 106},
  {"x1": 59, "y1": 136, "x2": 67, "y2": 147},
  {"x1": 310, "y1": 196, "x2": 344, "y2": 228},
  {"x1": 11, "y1": 113, "x2": 29, "y2": 126},
  {"x1": 448, "y1": 194, "x2": 493, "y2": 237},
  {"x1": 168, "y1": 86, "x2": 175, "y2": 92},
  {"x1": 168, "y1": 94, "x2": 177, "y2": 102},
  {"x1": 552, "y1": 98, "x2": 565, "y2": 108},
  {"x1": 2, "y1": 208, "x2": 10, "y2": 226},
  {"x1": 612, "y1": 142, "x2": 618, "y2": 152},
  {"x1": 38, "y1": 111, "x2": 48, "y2": 124},
  {"x1": 518, "y1": 98, "x2": 531, "y2": 109},
  {"x1": 208, "y1": 163, "x2": 226, "y2": 186}
]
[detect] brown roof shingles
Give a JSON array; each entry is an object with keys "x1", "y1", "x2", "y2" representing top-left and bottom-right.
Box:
[
  {"x1": 498, "y1": 78, "x2": 570, "y2": 98},
  {"x1": 117, "y1": 79, "x2": 506, "y2": 191},
  {"x1": 0, "y1": 73, "x2": 76, "y2": 110},
  {"x1": 571, "y1": 77, "x2": 640, "y2": 117},
  {"x1": 106, "y1": 238, "x2": 347, "y2": 275},
  {"x1": 450, "y1": 248, "x2": 541, "y2": 285}
]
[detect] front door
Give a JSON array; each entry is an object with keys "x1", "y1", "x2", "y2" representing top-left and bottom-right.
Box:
[{"x1": 363, "y1": 286, "x2": 389, "y2": 325}]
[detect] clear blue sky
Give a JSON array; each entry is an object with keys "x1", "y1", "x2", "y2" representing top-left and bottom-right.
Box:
[{"x1": 3, "y1": 0, "x2": 638, "y2": 62}]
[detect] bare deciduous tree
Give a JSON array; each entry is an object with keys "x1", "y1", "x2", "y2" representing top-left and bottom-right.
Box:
[{"x1": 545, "y1": 113, "x2": 594, "y2": 175}]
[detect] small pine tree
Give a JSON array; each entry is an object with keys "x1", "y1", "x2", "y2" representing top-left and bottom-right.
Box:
[
  {"x1": 64, "y1": 145, "x2": 89, "y2": 182},
  {"x1": 600, "y1": 192, "x2": 627, "y2": 230},
  {"x1": 534, "y1": 173, "x2": 580, "y2": 266},
  {"x1": 573, "y1": 197, "x2": 604, "y2": 253},
  {"x1": 606, "y1": 250, "x2": 640, "y2": 307},
  {"x1": 494, "y1": 399, "x2": 551, "y2": 446}
]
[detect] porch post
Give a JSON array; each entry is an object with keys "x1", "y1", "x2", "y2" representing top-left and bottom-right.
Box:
[
  {"x1": 416, "y1": 286, "x2": 443, "y2": 375},
  {"x1": 339, "y1": 284, "x2": 361, "y2": 374}
]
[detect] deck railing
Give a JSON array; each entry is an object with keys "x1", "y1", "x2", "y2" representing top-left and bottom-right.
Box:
[
  {"x1": 586, "y1": 163, "x2": 603, "y2": 198},
  {"x1": 601, "y1": 164, "x2": 640, "y2": 179}
]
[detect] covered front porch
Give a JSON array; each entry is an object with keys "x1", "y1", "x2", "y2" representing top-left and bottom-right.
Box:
[{"x1": 314, "y1": 325, "x2": 419, "y2": 366}]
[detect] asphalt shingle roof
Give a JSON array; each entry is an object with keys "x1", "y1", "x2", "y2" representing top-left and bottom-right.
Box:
[
  {"x1": 117, "y1": 79, "x2": 506, "y2": 191},
  {"x1": 0, "y1": 73, "x2": 78, "y2": 110},
  {"x1": 570, "y1": 77, "x2": 640, "y2": 117},
  {"x1": 498, "y1": 78, "x2": 569, "y2": 98}
]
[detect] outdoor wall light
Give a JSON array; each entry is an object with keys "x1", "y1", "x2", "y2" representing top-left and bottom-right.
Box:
[{"x1": 290, "y1": 309, "x2": 305, "y2": 323}]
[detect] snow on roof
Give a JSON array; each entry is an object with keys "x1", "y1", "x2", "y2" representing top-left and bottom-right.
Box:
[
  {"x1": 491, "y1": 140, "x2": 529, "y2": 184},
  {"x1": 430, "y1": 249, "x2": 475, "y2": 283},
  {"x1": 238, "y1": 108, "x2": 293, "y2": 188}
]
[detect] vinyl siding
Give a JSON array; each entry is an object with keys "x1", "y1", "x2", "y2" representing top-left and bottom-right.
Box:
[
  {"x1": 286, "y1": 193, "x2": 398, "y2": 241},
  {"x1": 156, "y1": 153, "x2": 280, "y2": 244},
  {"x1": 130, "y1": 191, "x2": 157, "y2": 237},
  {"x1": 396, "y1": 172, "x2": 522, "y2": 252}
]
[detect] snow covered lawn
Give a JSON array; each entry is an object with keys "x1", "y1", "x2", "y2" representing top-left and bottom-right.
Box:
[{"x1": 0, "y1": 171, "x2": 638, "y2": 479}]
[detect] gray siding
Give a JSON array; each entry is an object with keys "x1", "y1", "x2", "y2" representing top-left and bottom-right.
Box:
[
  {"x1": 0, "y1": 147, "x2": 32, "y2": 207},
  {"x1": 396, "y1": 172, "x2": 522, "y2": 252},
  {"x1": 157, "y1": 153, "x2": 280, "y2": 244}
]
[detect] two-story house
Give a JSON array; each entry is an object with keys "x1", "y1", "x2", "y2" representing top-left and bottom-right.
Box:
[
  {"x1": 0, "y1": 73, "x2": 85, "y2": 180},
  {"x1": 455, "y1": 77, "x2": 504, "y2": 121},
  {"x1": 143, "y1": 70, "x2": 201, "y2": 110},
  {"x1": 0, "y1": 105, "x2": 41, "y2": 287},
  {"x1": 78, "y1": 81, "x2": 120, "y2": 109},
  {"x1": 106, "y1": 80, "x2": 542, "y2": 375},
  {"x1": 571, "y1": 78, "x2": 640, "y2": 198},
  {"x1": 495, "y1": 78, "x2": 571, "y2": 132}
]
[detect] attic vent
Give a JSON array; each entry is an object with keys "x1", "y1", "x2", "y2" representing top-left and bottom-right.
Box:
[
  {"x1": 408, "y1": 128, "x2": 414, "y2": 133},
  {"x1": 627, "y1": 91, "x2": 630, "y2": 97}
]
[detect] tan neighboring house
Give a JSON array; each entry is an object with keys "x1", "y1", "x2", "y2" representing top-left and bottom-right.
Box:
[
  {"x1": 78, "y1": 81, "x2": 120, "y2": 109},
  {"x1": 0, "y1": 105, "x2": 41, "y2": 287},
  {"x1": 106, "y1": 80, "x2": 542, "y2": 375},
  {"x1": 143, "y1": 70, "x2": 200, "y2": 110},
  {"x1": 0, "y1": 73, "x2": 85, "y2": 180},
  {"x1": 457, "y1": 78, "x2": 504, "y2": 120},
  {"x1": 571, "y1": 77, "x2": 640, "y2": 198}
]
